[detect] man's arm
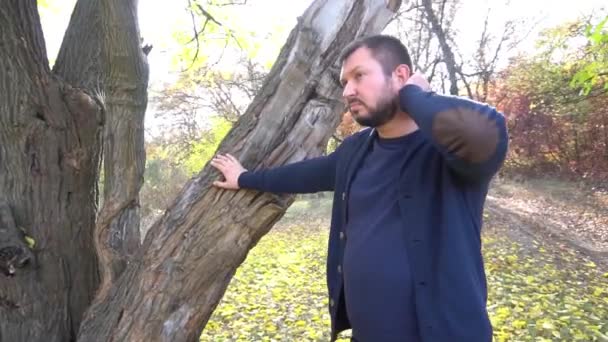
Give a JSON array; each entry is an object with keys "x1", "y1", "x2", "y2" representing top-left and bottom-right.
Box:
[
  {"x1": 400, "y1": 74, "x2": 508, "y2": 181},
  {"x1": 211, "y1": 152, "x2": 338, "y2": 194}
]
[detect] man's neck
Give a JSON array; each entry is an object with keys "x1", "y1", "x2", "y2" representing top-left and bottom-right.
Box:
[{"x1": 376, "y1": 112, "x2": 419, "y2": 139}]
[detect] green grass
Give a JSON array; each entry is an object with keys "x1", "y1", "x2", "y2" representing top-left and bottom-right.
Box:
[{"x1": 200, "y1": 200, "x2": 608, "y2": 341}]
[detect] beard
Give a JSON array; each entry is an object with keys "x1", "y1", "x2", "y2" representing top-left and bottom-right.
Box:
[{"x1": 349, "y1": 93, "x2": 399, "y2": 128}]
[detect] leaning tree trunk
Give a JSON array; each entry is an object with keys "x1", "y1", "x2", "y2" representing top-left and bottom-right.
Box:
[
  {"x1": 0, "y1": 0, "x2": 147, "y2": 341},
  {"x1": 0, "y1": 1, "x2": 103, "y2": 341},
  {"x1": 77, "y1": 0, "x2": 401, "y2": 341}
]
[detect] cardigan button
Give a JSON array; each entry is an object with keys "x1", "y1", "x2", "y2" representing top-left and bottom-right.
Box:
[
  {"x1": 340, "y1": 232, "x2": 345, "y2": 240},
  {"x1": 330, "y1": 299, "x2": 335, "y2": 307},
  {"x1": 338, "y1": 265, "x2": 342, "y2": 273},
  {"x1": 341, "y1": 192, "x2": 346, "y2": 201}
]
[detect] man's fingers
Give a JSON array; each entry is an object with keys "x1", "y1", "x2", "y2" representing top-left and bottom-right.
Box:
[
  {"x1": 210, "y1": 159, "x2": 227, "y2": 172},
  {"x1": 210, "y1": 159, "x2": 221, "y2": 168},
  {"x1": 216, "y1": 154, "x2": 237, "y2": 168},
  {"x1": 219, "y1": 153, "x2": 239, "y2": 166},
  {"x1": 213, "y1": 180, "x2": 228, "y2": 188},
  {"x1": 214, "y1": 154, "x2": 230, "y2": 163},
  {"x1": 212, "y1": 155, "x2": 229, "y2": 165},
  {"x1": 212, "y1": 155, "x2": 240, "y2": 190},
  {"x1": 226, "y1": 153, "x2": 239, "y2": 164}
]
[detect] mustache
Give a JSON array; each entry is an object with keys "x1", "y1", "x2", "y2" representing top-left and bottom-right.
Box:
[{"x1": 346, "y1": 99, "x2": 365, "y2": 107}]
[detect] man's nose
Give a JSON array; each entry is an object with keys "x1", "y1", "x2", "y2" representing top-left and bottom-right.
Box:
[{"x1": 342, "y1": 82, "x2": 356, "y2": 98}]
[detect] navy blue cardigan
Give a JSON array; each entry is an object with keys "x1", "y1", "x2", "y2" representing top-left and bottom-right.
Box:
[{"x1": 239, "y1": 84, "x2": 509, "y2": 341}]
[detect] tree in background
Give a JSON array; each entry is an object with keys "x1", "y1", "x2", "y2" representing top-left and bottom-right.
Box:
[
  {"x1": 489, "y1": 15, "x2": 608, "y2": 182},
  {"x1": 388, "y1": 0, "x2": 530, "y2": 99},
  {"x1": 383, "y1": 3, "x2": 606, "y2": 183},
  {"x1": 571, "y1": 15, "x2": 608, "y2": 94}
]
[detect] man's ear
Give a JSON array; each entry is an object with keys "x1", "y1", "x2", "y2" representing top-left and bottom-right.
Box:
[{"x1": 393, "y1": 64, "x2": 411, "y2": 86}]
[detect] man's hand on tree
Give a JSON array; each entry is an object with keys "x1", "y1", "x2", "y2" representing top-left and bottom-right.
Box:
[{"x1": 210, "y1": 154, "x2": 247, "y2": 190}]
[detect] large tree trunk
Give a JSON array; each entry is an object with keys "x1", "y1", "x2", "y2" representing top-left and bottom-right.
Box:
[
  {"x1": 53, "y1": 0, "x2": 149, "y2": 304},
  {"x1": 1, "y1": 0, "x2": 147, "y2": 341},
  {"x1": 0, "y1": 1, "x2": 103, "y2": 341},
  {"x1": 1, "y1": 0, "x2": 399, "y2": 340},
  {"x1": 77, "y1": 0, "x2": 401, "y2": 341}
]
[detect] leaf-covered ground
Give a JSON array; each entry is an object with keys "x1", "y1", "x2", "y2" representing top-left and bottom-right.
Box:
[{"x1": 201, "y1": 186, "x2": 608, "y2": 341}]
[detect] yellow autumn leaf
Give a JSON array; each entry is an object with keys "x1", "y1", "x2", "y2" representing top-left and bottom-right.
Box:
[{"x1": 25, "y1": 235, "x2": 36, "y2": 248}]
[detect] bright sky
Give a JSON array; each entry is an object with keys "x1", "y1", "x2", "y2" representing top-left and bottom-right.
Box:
[
  {"x1": 38, "y1": 0, "x2": 606, "y2": 134},
  {"x1": 39, "y1": 0, "x2": 311, "y2": 88},
  {"x1": 451, "y1": 0, "x2": 606, "y2": 60},
  {"x1": 136, "y1": 0, "x2": 313, "y2": 89},
  {"x1": 40, "y1": 0, "x2": 606, "y2": 86}
]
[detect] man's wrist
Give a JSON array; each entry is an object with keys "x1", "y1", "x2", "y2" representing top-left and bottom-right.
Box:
[{"x1": 237, "y1": 170, "x2": 249, "y2": 188}]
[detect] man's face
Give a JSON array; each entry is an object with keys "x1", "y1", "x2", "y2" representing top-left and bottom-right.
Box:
[{"x1": 340, "y1": 47, "x2": 398, "y2": 127}]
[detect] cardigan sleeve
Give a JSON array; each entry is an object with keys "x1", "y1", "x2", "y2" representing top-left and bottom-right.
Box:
[
  {"x1": 238, "y1": 151, "x2": 338, "y2": 194},
  {"x1": 399, "y1": 84, "x2": 508, "y2": 182}
]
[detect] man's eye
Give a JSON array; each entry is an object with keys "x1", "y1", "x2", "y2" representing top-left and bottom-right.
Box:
[{"x1": 355, "y1": 73, "x2": 363, "y2": 80}]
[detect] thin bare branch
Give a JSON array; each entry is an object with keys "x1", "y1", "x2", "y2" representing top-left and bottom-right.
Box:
[
  {"x1": 196, "y1": 3, "x2": 223, "y2": 26},
  {"x1": 187, "y1": 0, "x2": 201, "y2": 68},
  {"x1": 422, "y1": 0, "x2": 459, "y2": 94}
]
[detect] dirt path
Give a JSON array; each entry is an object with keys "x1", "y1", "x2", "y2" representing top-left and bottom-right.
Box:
[
  {"x1": 486, "y1": 178, "x2": 608, "y2": 269},
  {"x1": 281, "y1": 178, "x2": 608, "y2": 269}
]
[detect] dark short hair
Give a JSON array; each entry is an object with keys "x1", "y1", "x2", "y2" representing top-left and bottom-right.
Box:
[{"x1": 339, "y1": 34, "x2": 413, "y2": 76}]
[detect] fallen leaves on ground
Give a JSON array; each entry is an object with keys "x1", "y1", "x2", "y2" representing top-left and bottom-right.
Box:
[{"x1": 201, "y1": 194, "x2": 608, "y2": 341}]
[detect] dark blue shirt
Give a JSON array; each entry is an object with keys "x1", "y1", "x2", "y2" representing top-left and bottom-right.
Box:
[{"x1": 344, "y1": 132, "x2": 422, "y2": 341}]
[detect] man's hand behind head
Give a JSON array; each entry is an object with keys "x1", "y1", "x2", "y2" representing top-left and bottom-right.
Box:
[
  {"x1": 210, "y1": 154, "x2": 247, "y2": 190},
  {"x1": 405, "y1": 71, "x2": 430, "y2": 91}
]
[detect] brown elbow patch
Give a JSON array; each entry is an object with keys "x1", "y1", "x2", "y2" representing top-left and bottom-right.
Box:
[{"x1": 432, "y1": 108, "x2": 499, "y2": 163}]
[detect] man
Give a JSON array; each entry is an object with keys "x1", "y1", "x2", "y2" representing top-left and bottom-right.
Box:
[{"x1": 211, "y1": 35, "x2": 508, "y2": 341}]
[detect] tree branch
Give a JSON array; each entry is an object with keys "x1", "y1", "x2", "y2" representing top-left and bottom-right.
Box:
[
  {"x1": 187, "y1": 0, "x2": 202, "y2": 67},
  {"x1": 455, "y1": 67, "x2": 474, "y2": 99},
  {"x1": 427, "y1": 56, "x2": 441, "y2": 83},
  {"x1": 186, "y1": 3, "x2": 226, "y2": 44},
  {"x1": 421, "y1": 0, "x2": 459, "y2": 94},
  {"x1": 197, "y1": 4, "x2": 223, "y2": 26},
  {"x1": 388, "y1": 1, "x2": 422, "y2": 25}
]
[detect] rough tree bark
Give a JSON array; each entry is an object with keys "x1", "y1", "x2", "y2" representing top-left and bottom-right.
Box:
[
  {"x1": 0, "y1": 1, "x2": 103, "y2": 341},
  {"x1": 1, "y1": 0, "x2": 146, "y2": 341},
  {"x1": 1, "y1": 0, "x2": 400, "y2": 341},
  {"x1": 0, "y1": 201, "x2": 35, "y2": 278},
  {"x1": 76, "y1": 1, "x2": 401, "y2": 341},
  {"x1": 53, "y1": 0, "x2": 149, "y2": 303}
]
